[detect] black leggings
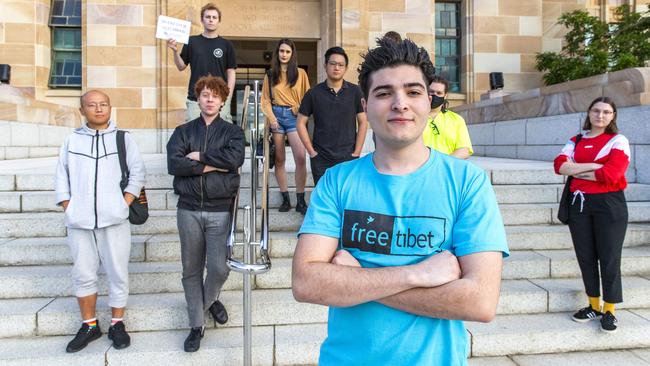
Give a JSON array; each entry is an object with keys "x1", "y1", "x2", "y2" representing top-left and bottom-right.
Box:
[{"x1": 568, "y1": 190, "x2": 628, "y2": 303}]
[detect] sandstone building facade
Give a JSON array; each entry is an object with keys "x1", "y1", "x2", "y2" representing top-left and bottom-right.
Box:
[{"x1": 1, "y1": 0, "x2": 647, "y2": 133}]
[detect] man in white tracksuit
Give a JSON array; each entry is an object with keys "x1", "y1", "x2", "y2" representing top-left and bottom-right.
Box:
[{"x1": 55, "y1": 90, "x2": 145, "y2": 353}]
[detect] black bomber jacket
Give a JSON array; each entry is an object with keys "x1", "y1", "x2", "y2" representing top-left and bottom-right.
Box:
[{"x1": 166, "y1": 116, "x2": 245, "y2": 211}]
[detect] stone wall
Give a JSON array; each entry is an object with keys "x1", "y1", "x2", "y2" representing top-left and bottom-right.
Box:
[
  {"x1": 456, "y1": 67, "x2": 650, "y2": 124},
  {"x1": 84, "y1": 1, "x2": 159, "y2": 130},
  {"x1": 340, "y1": 0, "x2": 435, "y2": 83},
  {"x1": 3, "y1": 0, "x2": 650, "y2": 132},
  {"x1": 468, "y1": 104, "x2": 650, "y2": 184},
  {"x1": 0, "y1": 0, "x2": 51, "y2": 101},
  {"x1": 463, "y1": 67, "x2": 650, "y2": 184},
  {"x1": 0, "y1": 85, "x2": 81, "y2": 128},
  {"x1": 0, "y1": 119, "x2": 169, "y2": 159}
]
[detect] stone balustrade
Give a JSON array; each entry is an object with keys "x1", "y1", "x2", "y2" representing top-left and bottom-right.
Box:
[
  {"x1": 0, "y1": 85, "x2": 81, "y2": 128},
  {"x1": 457, "y1": 67, "x2": 650, "y2": 125},
  {"x1": 462, "y1": 67, "x2": 650, "y2": 184}
]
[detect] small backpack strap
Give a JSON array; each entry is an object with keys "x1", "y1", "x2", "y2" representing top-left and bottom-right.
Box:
[
  {"x1": 575, "y1": 133, "x2": 583, "y2": 144},
  {"x1": 116, "y1": 130, "x2": 129, "y2": 191}
]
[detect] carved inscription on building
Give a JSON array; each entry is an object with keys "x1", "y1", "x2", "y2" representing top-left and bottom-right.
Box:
[{"x1": 219, "y1": 1, "x2": 321, "y2": 39}]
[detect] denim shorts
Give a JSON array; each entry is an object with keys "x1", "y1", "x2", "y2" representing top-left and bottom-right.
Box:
[{"x1": 271, "y1": 105, "x2": 297, "y2": 134}]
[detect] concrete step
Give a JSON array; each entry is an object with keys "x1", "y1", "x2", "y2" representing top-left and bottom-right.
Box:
[
  {"x1": 7, "y1": 324, "x2": 650, "y2": 366},
  {"x1": 5, "y1": 183, "x2": 650, "y2": 213},
  {"x1": 2, "y1": 223, "x2": 650, "y2": 266},
  {"x1": 3, "y1": 276, "x2": 650, "y2": 337},
  {"x1": 0, "y1": 232, "x2": 298, "y2": 266},
  {"x1": 3, "y1": 200, "x2": 650, "y2": 238},
  {"x1": 466, "y1": 309, "x2": 650, "y2": 357},
  {"x1": 0, "y1": 327, "x2": 276, "y2": 366},
  {"x1": 0, "y1": 156, "x2": 563, "y2": 192},
  {"x1": 1, "y1": 310, "x2": 649, "y2": 365},
  {"x1": 4, "y1": 330, "x2": 649, "y2": 366},
  {"x1": 258, "y1": 247, "x2": 650, "y2": 289},
  {"x1": 536, "y1": 246, "x2": 650, "y2": 278},
  {"x1": 0, "y1": 209, "x2": 306, "y2": 238},
  {"x1": 2, "y1": 289, "x2": 327, "y2": 337},
  {"x1": 506, "y1": 223, "x2": 650, "y2": 250},
  {"x1": 4, "y1": 182, "x2": 650, "y2": 213},
  {"x1": 0, "y1": 261, "x2": 247, "y2": 299},
  {"x1": 0, "y1": 170, "x2": 316, "y2": 192},
  {"x1": 493, "y1": 183, "x2": 650, "y2": 204},
  {"x1": 0, "y1": 188, "x2": 317, "y2": 213},
  {"x1": 505, "y1": 349, "x2": 650, "y2": 366},
  {"x1": 0, "y1": 235, "x2": 150, "y2": 266}
]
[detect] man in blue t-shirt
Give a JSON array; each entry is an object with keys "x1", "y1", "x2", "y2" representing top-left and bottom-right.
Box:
[{"x1": 292, "y1": 38, "x2": 509, "y2": 365}]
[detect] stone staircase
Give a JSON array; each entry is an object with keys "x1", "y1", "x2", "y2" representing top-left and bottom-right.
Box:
[{"x1": 1, "y1": 153, "x2": 650, "y2": 365}]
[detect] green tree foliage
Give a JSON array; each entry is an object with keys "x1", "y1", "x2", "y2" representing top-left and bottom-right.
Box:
[
  {"x1": 609, "y1": 5, "x2": 650, "y2": 71},
  {"x1": 536, "y1": 5, "x2": 650, "y2": 85}
]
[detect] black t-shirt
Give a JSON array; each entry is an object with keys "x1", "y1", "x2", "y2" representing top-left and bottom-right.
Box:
[
  {"x1": 180, "y1": 35, "x2": 237, "y2": 100},
  {"x1": 298, "y1": 80, "x2": 364, "y2": 161}
]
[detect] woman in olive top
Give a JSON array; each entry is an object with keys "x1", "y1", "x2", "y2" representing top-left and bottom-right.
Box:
[{"x1": 261, "y1": 38, "x2": 310, "y2": 214}]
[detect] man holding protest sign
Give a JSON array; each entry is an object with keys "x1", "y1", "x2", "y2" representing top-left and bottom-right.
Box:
[{"x1": 166, "y1": 3, "x2": 237, "y2": 123}]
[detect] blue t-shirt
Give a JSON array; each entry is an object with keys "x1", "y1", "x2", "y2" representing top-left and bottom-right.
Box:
[{"x1": 299, "y1": 150, "x2": 509, "y2": 366}]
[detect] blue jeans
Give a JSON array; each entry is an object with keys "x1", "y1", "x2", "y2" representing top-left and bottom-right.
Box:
[{"x1": 271, "y1": 105, "x2": 297, "y2": 133}]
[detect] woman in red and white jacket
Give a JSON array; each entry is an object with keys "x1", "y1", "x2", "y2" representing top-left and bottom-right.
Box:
[{"x1": 554, "y1": 96, "x2": 630, "y2": 334}]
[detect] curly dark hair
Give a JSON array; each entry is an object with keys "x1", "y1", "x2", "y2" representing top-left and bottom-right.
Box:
[
  {"x1": 357, "y1": 38, "x2": 436, "y2": 99},
  {"x1": 382, "y1": 31, "x2": 402, "y2": 43},
  {"x1": 194, "y1": 75, "x2": 229, "y2": 101}
]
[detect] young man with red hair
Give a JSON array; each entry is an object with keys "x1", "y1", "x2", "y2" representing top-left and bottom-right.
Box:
[{"x1": 167, "y1": 75, "x2": 245, "y2": 352}]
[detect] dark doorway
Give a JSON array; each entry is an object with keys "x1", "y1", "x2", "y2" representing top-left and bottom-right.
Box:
[{"x1": 229, "y1": 40, "x2": 318, "y2": 142}]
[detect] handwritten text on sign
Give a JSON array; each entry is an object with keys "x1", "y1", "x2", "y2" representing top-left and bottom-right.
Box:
[{"x1": 155, "y1": 15, "x2": 191, "y2": 44}]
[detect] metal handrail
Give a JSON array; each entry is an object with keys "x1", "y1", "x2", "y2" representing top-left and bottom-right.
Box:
[
  {"x1": 225, "y1": 81, "x2": 272, "y2": 366},
  {"x1": 226, "y1": 81, "x2": 272, "y2": 275}
]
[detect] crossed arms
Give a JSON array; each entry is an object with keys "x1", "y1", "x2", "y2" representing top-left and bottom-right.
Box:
[
  {"x1": 292, "y1": 233, "x2": 503, "y2": 322},
  {"x1": 166, "y1": 128, "x2": 245, "y2": 176},
  {"x1": 558, "y1": 161, "x2": 602, "y2": 181}
]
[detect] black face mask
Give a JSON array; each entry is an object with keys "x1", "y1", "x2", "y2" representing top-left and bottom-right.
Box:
[{"x1": 431, "y1": 95, "x2": 446, "y2": 109}]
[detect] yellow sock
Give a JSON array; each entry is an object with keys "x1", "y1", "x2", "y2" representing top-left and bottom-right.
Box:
[
  {"x1": 603, "y1": 302, "x2": 615, "y2": 315},
  {"x1": 588, "y1": 296, "x2": 601, "y2": 312}
]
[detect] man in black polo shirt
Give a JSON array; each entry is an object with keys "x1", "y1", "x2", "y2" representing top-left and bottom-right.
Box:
[
  {"x1": 296, "y1": 47, "x2": 368, "y2": 185},
  {"x1": 166, "y1": 3, "x2": 236, "y2": 123}
]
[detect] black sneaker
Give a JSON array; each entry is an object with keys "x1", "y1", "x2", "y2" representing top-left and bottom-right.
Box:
[
  {"x1": 184, "y1": 326, "x2": 205, "y2": 352},
  {"x1": 209, "y1": 300, "x2": 229, "y2": 325},
  {"x1": 600, "y1": 311, "x2": 618, "y2": 333},
  {"x1": 66, "y1": 322, "x2": 102, "y2": 353},
  {"x1": 108, "y1": 321, "x2": 131, "y2": 349},
  {"x1": 571, "y1": 306, "x2": 602, "y2": 323},
  {"x1": 295, "y1": 200, "x2": 307, "y2": 215}
]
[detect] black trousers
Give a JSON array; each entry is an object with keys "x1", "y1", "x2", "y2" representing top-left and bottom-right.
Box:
[
  {"x1": 567, "y1": 190, "x2": 628, "y2": 303},
  {"x1": 310, "y1": 153, "x2": 355, "y2": 185}
]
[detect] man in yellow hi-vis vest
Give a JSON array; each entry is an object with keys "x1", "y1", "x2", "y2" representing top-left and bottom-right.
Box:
[{"x1": 422, "y1": 76, "x2": 473, "y2": 159}]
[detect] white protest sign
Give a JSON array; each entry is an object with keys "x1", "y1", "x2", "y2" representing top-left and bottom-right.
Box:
[{"x1": 155, "y1": 15, "x2": 191, "y2": 44}]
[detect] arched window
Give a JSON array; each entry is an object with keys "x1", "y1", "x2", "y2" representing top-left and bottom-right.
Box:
[{"x1": 49, "y1": 0, "x2": 81, "y2": 88}]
